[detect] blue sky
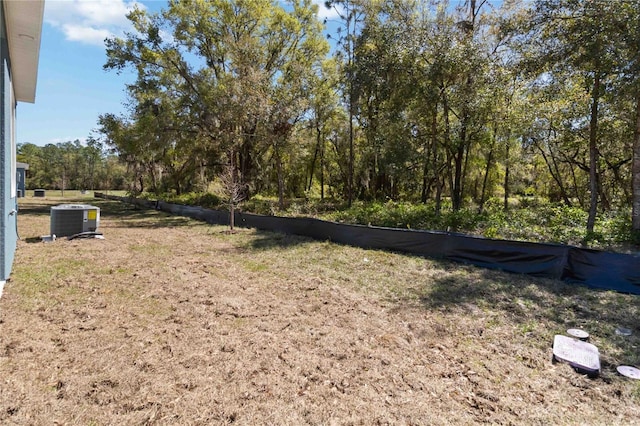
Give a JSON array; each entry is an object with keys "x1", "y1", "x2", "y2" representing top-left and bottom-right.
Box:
[{"x1": 16, "y1": 0, "x2": 341, "y2": 147}]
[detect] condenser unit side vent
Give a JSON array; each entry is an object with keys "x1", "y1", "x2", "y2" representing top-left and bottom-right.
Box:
[{"x1": 50, "y1": 204, "x2": 100, "y2": 237}]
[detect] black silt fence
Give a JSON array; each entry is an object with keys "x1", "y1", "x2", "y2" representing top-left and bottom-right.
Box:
[{"x1": 95, "y1": 193, "x2": 640, "y2": 295}]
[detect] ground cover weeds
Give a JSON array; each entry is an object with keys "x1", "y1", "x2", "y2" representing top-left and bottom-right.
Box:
[
  {"x1": 139, "y1": 191, "x2": 222, "y2": 209},
  {"x1": 141, "y1": 192, "x2": 638, "y2": 251},
  {"x1": 326, "y1": 199, "x2": 636, "y2": 251},
  {"x1": 0, "y1": 196, "x2": 638, "y2": 424}
]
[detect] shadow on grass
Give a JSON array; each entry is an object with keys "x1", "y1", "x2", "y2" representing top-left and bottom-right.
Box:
[
  {"x1": 44, "y1": 196, "x2": 640, "y2": 344},
  {"x1": 17, "y1": 203, "x2": 53, "y2": 217},
  {"x1": 410, "y1": 264, "x2": 640, "y2": 368},
  {"x1": 20, "y1": 196, "x2": 640, "y2": 370},
  {"x1": 18, "y1": 198, "x2": 195, "y2": 230},
  {"x1": 246, "y1": 231, "x2": 315, "y2": 251},
  {"x1": 416, "y1": 264, "x2": 632, "y2": 326},
  {"x1": 97, "y1": 202, "x2": 195, "y2": 229},
  {"x1": 23, "y1": 237, "x2": 45, "y2": 244},
  {"x1": 418, "y1": 266, "x2": 561, "y2": 312}
]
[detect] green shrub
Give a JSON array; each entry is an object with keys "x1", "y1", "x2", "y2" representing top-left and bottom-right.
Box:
[
  {"x1": 242, "y1": 196, "x2": 280, "y2": 215},
  {"x1": 137, "y1": 191, "x2": 221, "y2": 209},
  {"x1": 133, "y1": 192, "x2": 638, "y2": 251},
  {"x1": 195, "y1": 193, "x2": 222, "y2": 209}
]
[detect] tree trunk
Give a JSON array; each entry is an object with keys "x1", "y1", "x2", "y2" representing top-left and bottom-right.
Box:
[
  {"x1": 239, "y1": 131, "x2": 255, "y2": 199},
  {"x1": 275, "y1": 142, "x2": 285, "y2": 210},
  {"x1": 454, "y1": 81, "x2": 473, "y2": 212},
  {"x1": 308, "y1": 127, "x2": 321, "y2": 192},
  {"x1": 503, "y1": 131, "x2": 511, "y2": 211},
  {"x1": 478, "y1": 124, "x2": 497, "y2": 214},
  {"x1": 227, "y1": 150, "x2": 240, "y2": 233},
  {"x1": 421, "y1": 157, "x2": 429, "y2": 203},
  {"x1": 422, "y1": 108, "x2": 438, "y2": 203},
  {"x1": 442, "y1": 89, "x2": 454, "y2": 209},
  {"x1": 535, "y1": 141, "x2": 572, "y2": 206},
  {"x1": 320, "y1": 131, "x2": 325, "y2": 200},
  {"x1": 452, "y1": 136, "x2": 465, "y2": 211},
  {"x1": 229, "y1": 201, "x2": 235, "y2": 231},
  {"x1": 451, "y1": 0, "x2": 477, "y2": 212},
  {"x1": 633, "y1": 93, "x2": 640, "y2": 231},
  {"x1": 586, "y1": 73, "x2": 601, "y2": 234},
  {"x1": 348, "y1": 110, "x2": 354, "y2": 206},
  {"x1": 597, "y1": 172, "x2": 610, "y2": 211},
  {"x1": 569, "y1": 163, "x2": 583, "y2": 207},
  {"x1": 435, "y1": 177, "x2": 443, "y2": 215}
]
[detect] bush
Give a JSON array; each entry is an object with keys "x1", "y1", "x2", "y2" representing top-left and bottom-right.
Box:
[
  {"x1": 135, "y1": 192, "x2": 638, "y2": 251},
  {"x1": 595, "y1": 210, "x2": 635, "y2": 247},
  {"x1": 242, "y1": 196, "x2": 280, "y2": 216},
  {"x1": 137, "y1": 191, "x2": 221, "y2": 209}
]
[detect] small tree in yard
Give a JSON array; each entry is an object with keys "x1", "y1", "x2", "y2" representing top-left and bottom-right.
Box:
[{"x1": 219, "y1": 160, "x2": 245, "y2": 233}]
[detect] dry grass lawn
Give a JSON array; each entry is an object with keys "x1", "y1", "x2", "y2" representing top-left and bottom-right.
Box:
[{"x1": 0, "y1": 196, "x2": 639, "y2": 425}]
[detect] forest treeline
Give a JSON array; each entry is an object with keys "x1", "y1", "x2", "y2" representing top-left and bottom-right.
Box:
[
  {"x1": 17, "y1": 139, "x2": 128, "y2": 192},
  {"x1": 22, "y1": 0, "x2": 640, "y2": 235}
]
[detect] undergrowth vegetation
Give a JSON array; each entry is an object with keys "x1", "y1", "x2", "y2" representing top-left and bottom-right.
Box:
[
  {"x1": 138, "y1": 192, "x2": 638, "y2": 252},
  {"x1": 139, "y1": 191, "x2": 222, "y2": 209}
]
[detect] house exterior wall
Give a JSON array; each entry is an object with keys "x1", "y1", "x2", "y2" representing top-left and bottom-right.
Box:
[{"x1": 0, "y1": 4, "x2": 17, "y2": 282}]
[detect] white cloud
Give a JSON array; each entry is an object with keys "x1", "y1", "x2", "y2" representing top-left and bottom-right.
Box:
[
  {"x1": 62, "y1": 24, "x2": 112, "y2": 45},
  {"x1": 46, "y1": 0, "x2": 341, "y2": 45},
  {"x1": 45, "y1": 0, "x2": 146, "y2": 47},
  {"x1": 313, "y1": 0, "x2": 343, "y2": 21}
]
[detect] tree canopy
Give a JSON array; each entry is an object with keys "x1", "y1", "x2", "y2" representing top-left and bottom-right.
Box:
[{"x1": 94, "y1": 0, "x2": 640, "y2": 237}]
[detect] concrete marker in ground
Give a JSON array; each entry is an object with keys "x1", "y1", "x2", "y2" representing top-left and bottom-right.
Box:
[
  {"x1": 552, "y1": 334, "x2": 601, "y2": 377},
  {"x1": 567, "y1": 328, "x2": 589, "y2": 341},
  {"x1": 617, "y1": 366, "x2": 640, "y2": 380}
]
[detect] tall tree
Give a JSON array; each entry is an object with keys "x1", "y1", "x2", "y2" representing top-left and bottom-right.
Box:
[
  {"x1": 307, "y1": 59, "x2": 342, "y2": 200},
  {"x1": 326, "y1": 0, "x2": 365, "y2": 205},
  {"x1": 617, "y1": 1, "x2": 640, "y2": 233},
  {"x1": 104, "y1": 0, "x2": 328, "y2": 198},
  {"x1": 522, "y1": 0, "x2": 622, "y2": 233}
]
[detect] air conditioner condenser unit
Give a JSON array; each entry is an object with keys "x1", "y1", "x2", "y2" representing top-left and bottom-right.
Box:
[{"x1": 50, "y1": 204, "x2": 100, "y2": 238}]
